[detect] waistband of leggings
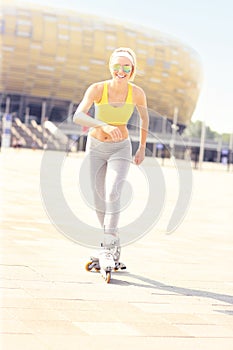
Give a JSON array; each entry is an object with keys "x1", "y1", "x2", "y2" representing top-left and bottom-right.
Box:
[{"x1": 87, "y1": 135, "x2": 131, "y2": 148}]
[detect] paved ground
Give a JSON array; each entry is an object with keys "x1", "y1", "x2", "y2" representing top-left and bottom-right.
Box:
[{"x1": 1, "y1": 148, "x2": 233, "y2": 350}]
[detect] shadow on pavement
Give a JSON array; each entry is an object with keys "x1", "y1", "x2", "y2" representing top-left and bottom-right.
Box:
[{"x1": 112, "y1": 272, "x2": 233, "y2": 307}]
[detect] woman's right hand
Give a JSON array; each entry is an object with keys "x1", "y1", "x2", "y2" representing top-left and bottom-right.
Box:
[{"x1": 101, "y1": 125, "x2": 122, "y2": 142}]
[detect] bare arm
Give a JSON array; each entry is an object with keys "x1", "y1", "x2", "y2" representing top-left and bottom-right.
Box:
[
  {"x1": 73, "y1": 84, "x2": 106, "y2": 128},
  {"x1": 134, "y1": 87, "x2": 149, "y2": 165}
]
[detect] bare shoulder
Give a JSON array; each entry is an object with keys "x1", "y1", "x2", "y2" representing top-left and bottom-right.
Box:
[
  {"x1": 87, "y1": 80, "x2": 107, "y2": 102},
  {"x1": 130, "y1": 83, "x2": 147, "y2": 105}
]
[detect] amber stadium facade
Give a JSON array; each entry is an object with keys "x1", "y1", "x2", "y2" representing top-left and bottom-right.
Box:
[{"x1": 0, "y1": 1, "x2": 203, "y2": 132}]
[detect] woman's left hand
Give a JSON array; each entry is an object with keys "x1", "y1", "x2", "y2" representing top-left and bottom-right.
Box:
[{"x1": 134, "y1": 146, "x2": 146, "y2": 165}]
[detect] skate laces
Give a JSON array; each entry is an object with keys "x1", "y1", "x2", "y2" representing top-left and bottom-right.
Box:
[
  {"x1": 99, "y1": 249, "x2": 113, "y2": 260},
  {"x1": 102, "y1": 233, "x2": 121, "y2": 262}
]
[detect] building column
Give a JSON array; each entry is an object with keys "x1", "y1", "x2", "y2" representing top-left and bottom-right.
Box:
[
  {"x1": 1, "y1": 97, "x2": 12, "y2": 148},
  {"x1": 41, "y1": 100, "x2": 47, "y2": 125},
  {"x1": 67, "y1": 102, "x2": 74, "y2": 123}
]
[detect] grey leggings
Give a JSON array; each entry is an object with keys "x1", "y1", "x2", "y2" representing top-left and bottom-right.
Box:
[{"x1": 85, "y1": 135, "x2": 132, "y2": 235}]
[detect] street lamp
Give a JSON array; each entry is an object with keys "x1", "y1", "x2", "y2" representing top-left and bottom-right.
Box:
[
  {"x1": 198, "y1": 120, "x2": 206, "y2": 170},
  {"x1": 1, "y1": 96, "x2": 12, "y2": 149},
  {"x1": 228, "y1": 130, "x2": 233, "y2": 171},
  {"x1": 169, "y1": 106, "x2": 179, "y2": 157}
]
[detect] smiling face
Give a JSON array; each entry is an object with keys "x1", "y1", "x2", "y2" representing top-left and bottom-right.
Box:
[{"x1": 110, "y1": 56, "x2": 134, "y2": 81}]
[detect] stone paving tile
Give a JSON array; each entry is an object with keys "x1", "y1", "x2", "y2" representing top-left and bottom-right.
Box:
[
  {"x1": 0, "y1": 309, "x2": 15, "y2": 322},
  {"x1": 0, "y1": 265, "x2": 45, "y2": 281},
  {"x1": 132, "y1": 321, "x2": 188, "y2": 337},
  {"x1": 193, "y1": 338, "x2": 233, "y2": 350},
  {"x1": 21, "y1": 319, "x2": 87, "y2": 336},
  {"x1": 130, "y1": 301, "x2": 214, "y2": 314},
  {"x1": 73, "y1": 321, "x2": 142, "y2": 336},
  {"x1": 1, "y1": 297, "x2": 42, "y2": 309},
  {"x1": 37, "y1": 335, "x2": 233, "y2": 350},
  {"x1": 0, "y1": 334, "x2": 48, "y2": 350},
  {"x1": 1, "y1": 319, "x2": 30, "y2": 334},
  {"x1": 4, "y1": 307, "x2": 68, "y2": 322},
  {"x1": 200, "y1": 312, "x2": 233, "y2": 326},
  {"x1": 1, "y1": 285, "x2": 28, "y2": 296},
  {"x1": 162, "y1": 312, "x2": 224, "y2": 325},
  {"x1": 177, "y1": 323, "x2": 233, "y2": 337}
]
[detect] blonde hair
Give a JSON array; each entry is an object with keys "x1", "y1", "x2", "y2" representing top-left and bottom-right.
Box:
[{"x1": 109, "y1": 47, "x2": 137, "y2": 81}]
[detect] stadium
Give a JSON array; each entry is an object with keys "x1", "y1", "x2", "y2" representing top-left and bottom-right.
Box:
[{"x1": 0, "y1": 1, "x2": 206, "y2": 158}]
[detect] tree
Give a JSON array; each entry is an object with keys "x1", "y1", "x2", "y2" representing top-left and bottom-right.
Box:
[{"x1": 184, "y1": 120, "x2": 225, "y2": 141}]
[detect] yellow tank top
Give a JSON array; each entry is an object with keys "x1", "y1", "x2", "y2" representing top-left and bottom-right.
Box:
[{"x1": 94, "y1": 82, "x2": 135, "y2": 125}]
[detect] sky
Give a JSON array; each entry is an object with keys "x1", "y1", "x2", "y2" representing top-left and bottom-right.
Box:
[{"x1": 18, "y1": 0, "x2": 233, "y2": 133}]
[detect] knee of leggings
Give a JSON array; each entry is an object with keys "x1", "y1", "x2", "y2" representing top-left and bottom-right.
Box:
[{"x1": 106, "y1": 190, "x2": 120, "y2": 203}]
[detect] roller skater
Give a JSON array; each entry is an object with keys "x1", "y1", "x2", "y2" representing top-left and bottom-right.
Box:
[{"x1": 73, "y1": 47, "x2": 149, "y2": 283}]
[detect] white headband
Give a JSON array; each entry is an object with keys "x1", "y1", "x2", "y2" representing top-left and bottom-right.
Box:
[{"x1": 112, "y1": 51, "x2": 135, "y2": 65}]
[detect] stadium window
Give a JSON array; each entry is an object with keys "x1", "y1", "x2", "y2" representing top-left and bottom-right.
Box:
[
  {"x1": 171, "y1": 49, "x2": 178, "y2": 55},
  {"x1": 43, "y1": 14, "x2": 57, "y2": 22},
  {"x1": 146, "y1": 57, "x2": 155, "y2": 66},
  {"x1": 2, "y1": 46, "x2": 14, "y2": 52},
  {"x1": 18, "y1": 10, "x2": 31, "y2": 17},
  {"x1": 37, "y1": 65, "x2": 54, "y2": 72},
  {"x1": 149, "y1": 77, "x2": 161, "y2": 83},
  {"x1": 137, "y1": 39, "x2": 149, "y2": 45},
  {"x1": 177, "y1": 89, "x2": 184, "y2": 94},
  {"x1": 15, "y1": 19, "x2": 32, "y2": 38},
  {"x1": 163, "y1": 61, "x2": 171, "y2": 69},
  {"x1": 58, "y1": 34, "x2": 69, "y2": 40},
  {"x1": 30, "y1": 44, "x2": 41, "y2": 50},
  {"x1": 79, "y1": 66, "x2": 89, "y2": 71},
  {"x1": 106, "y1": 46, "x2": 116, "y2": 51},
  {"x1": 106, "y1": 35, "x2": 115, "y2": 40},
  {"x1": 137, "y1": 69, "x2": 145, "y2": 76},
  {"x1": 71, "y1": 26, "x2": 82, "y2": 32},
  {"x1": 89, "y1": 59, "x2": 105, "y2": 65},
  {"x1": 137, "y1": 49, "x2": 147, "y2": 55},
  {"x1": 58, "y1": 24, "x2": 69, "y2": 30},
  {"x1": 126, "y1": 30, "x2": 136, "y2": 37},
  {"x1": 56, "y1": 56, "x2": 66, "y2": 62},
  {"x1": 0, "y1": 19, "x2": 5, "y2": 34}
]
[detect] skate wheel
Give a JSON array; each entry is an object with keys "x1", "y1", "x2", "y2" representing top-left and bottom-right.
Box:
[
  {"x1": 105, "y1": 271, "x2": 111, "y2": 283},
  {"x1": 85, "y1": 261, "x2": 93, "y2": 271}
]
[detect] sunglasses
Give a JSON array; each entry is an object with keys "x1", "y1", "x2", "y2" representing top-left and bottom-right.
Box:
[{"x1": 112, "y1": 64, "x2": 132, "y2": 74}]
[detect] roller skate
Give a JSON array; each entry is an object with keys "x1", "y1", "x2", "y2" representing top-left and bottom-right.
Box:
[
  {"x1": 85, "y1": 234, "x2": 126, "y2": 283},
  {"x1": 98, "y1": 248, "x2": 115, "y2": 283},
  {"x1": 85, "y1": 247, "x2": 115, "y2": 283}
]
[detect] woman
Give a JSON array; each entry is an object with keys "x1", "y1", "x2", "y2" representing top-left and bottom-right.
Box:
[{"x1": 73, "y1": 47, "x2": 149, "y2": 268}]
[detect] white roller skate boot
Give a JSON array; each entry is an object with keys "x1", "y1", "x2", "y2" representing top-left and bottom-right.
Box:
[
  {"x1": 102, "y1": 233, "x2": 126, "y2": 270},
  {"x1": 98, "y1": 234, "x2": 116, "y2": 283},
  {"x1": 108, "y1": 236, "x2": 126, "y2": 271}
]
